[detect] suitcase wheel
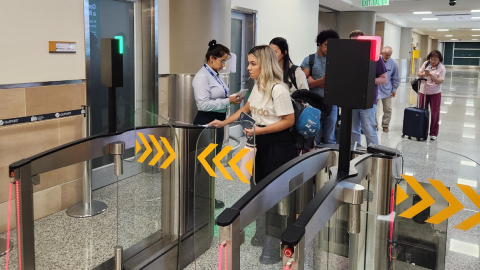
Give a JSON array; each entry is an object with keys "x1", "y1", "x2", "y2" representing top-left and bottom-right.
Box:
[
  {"x1": 408, "y1": 136, "x2": 412, "y2": 140},
  {"x1": 401, "y1": 135, "x2": 405, "y2": 138},
  {"x1": 417, "y1": 138, "x2": 421, "y2": 141}
]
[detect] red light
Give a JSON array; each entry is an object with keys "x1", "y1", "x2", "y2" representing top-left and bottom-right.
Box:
[
  {"x1": 10, "y1": 171, "x2": 14, "y2": 178},
  {"x1": 357, "y1": 36, "x2": 381, "y2": 61},
  {"x1": 284, "y1": 247, "x2": 294, "y2": 258}
]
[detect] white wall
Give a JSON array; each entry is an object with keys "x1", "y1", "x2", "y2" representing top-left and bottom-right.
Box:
[
  {"x1": 383, "y1": 22, "x2": 401, "y2": 59},
  {"x1": 231, "y1": 0, "x2": 319, "y2": 65},
  {"x1": 0, "y1": 0, "x2": 86, "y2": 84}
]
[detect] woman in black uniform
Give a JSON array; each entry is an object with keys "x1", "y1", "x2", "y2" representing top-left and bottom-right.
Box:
[{"x1": 192, "y1": 40, "x2": 242, "y2": 208}]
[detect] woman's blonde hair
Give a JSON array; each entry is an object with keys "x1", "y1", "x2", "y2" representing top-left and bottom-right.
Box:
[{"x1": 248, "y1": 45, "x2": 287, "y2": 96}]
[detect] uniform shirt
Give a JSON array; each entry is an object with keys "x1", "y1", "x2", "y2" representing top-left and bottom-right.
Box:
[
  {"x1": 374, "y1": 59, "x2": 388, "y2": 105},
  {"x1": 288, "y1": 64, "x2": 309, "y2": 95},
  {"x1": 248, "y1": 83, "x2": 294, "y2": 126},
  {"x1": 192, "y1": 64, "x2": 230, "y2": 113},
  {"x1": 300, "y1": 53, "x2": 326, "y2": 97},
  {"x1": 378, "y1": 57, "x2": 400, "y2": 100},
  {"x1": 419, "y1": 61, "x2": 446, "y2": 95}
]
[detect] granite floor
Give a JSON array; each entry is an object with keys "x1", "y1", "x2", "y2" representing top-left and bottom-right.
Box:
[{"x1": 0, "y1": 172, "x2": 164, "y2": 270}]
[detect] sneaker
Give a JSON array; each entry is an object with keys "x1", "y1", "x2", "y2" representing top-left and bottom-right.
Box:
[
  {"x1": 430, "y1": 136, "x2": 437, "y2": 141},
  {"x1": 215, "y1": 199, "x2": 225, "y2": 209}
]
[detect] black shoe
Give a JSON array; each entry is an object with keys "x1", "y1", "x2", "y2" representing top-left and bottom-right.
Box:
[
  {"x1": 215, "y1": 199, "x2": 225, "y2": 209},
  {"x1": 250, "y1": 235, "x2": 264, "y2": 246},
  {"x1": 259, "y1": 236, "x2": 281, "y2": 264}
]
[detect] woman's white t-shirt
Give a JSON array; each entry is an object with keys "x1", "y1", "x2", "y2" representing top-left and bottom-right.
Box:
[
  {"x1": 288, "y1": 65, "x2": 309, "y2": 95},
  {"x1": 248, "y1": 83, "x2": 294, "y2": 126}
]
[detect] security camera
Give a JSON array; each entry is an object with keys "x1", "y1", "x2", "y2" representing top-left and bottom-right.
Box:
[{"x1": 449, "y1": 0, "x2": 456, "y2": 6}]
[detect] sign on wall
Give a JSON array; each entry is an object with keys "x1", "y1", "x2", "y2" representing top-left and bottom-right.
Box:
[{"x1": 362, "y1": 0, "x2": 389, "y2": 7}]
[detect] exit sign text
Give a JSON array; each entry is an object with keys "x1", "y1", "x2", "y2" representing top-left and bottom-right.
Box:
[{"x1": 362, "y1": 0, "x2": 389, "y2": 7}]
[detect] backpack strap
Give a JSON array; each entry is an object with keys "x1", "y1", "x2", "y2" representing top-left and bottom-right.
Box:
[
  {"x1": 308, "y1": 54, "x2": 315, "y2": 77},
  {"x1": 288, "y1": 65, "x2": 299, "y2": 90}
]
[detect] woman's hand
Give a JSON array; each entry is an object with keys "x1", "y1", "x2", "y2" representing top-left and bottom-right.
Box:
[
  {"x1": 425, "y1": 69, "x2": 431, "y2": 76},
  {"x1": 229, "y1": 95, "x2": 242, "y2": 104},
  {"x1": 244, "y1": 126, "x2": 262, "y2": 137},
  {"x1": 208, "y1": 119, "x2": 226, "y2": 128}
]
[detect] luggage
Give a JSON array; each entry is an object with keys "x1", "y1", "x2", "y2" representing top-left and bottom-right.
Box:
[{"x1": 402, "y1": 78, "x2": 429, "y2": 141}]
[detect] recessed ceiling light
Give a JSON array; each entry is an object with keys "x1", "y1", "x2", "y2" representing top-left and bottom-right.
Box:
[
  {"x1": 472, "y1": 17, "x2": 480, "y2": 20},
  {"x1": 414, "y1": 11, "x2": 432, "y2": 15},
  {"x1": 437, "y1": 29, "x2": 449, "y2": 31},
  {"x1": 473, "y1": 35, "x2": 480, "y2": 37},
  {"x1": 472, "y1": 10, "x2": 480, "y2": 13},
  {"x1": 446, "y1": 35, "x2": 453, "y2": 37},
  {"x1": 473, "y1": 29, "x2": 480, "y2": 31},
  {"x1": 451, "y1": 39, "x2": 458, "y2": 40},
  {"x1": 422, "y1": 18, "x2": 438, "y2": 21}
]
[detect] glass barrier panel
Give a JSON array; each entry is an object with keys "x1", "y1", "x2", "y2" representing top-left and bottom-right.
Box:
[
  {"x1": 187, "y1": 122, "x2": 257, "y2": 269},
  {"x1": 26, "y1": 158, "x2": 116, "y2": 270},
  {"x1": 115, "y1": 109, "x2": 179, "y2": 266}
]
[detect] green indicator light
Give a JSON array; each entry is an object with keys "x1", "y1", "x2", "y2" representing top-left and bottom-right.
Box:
[{"x1": 114, "y1": 36, "x2": 124, "y2": 54}]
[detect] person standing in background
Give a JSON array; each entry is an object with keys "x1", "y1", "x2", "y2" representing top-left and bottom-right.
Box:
[
  {"x1": 192, "y1": 40, "x2": 242, "y2": 208},
  {"x1": 300, "y1": 29, "x2": 340, "y2": 145},
  {"x1": 349, "y1": 30, "x2": 387, "y2": 147},
  {"x1": 417, "y1": 50, "x2": 445, "y2": 140},
  {"x1": 269, "y1": 37, "x2": 309, "y2": 94},
  {"x1": 376, "y1": 46, "x2": 399, "y2": 133}
]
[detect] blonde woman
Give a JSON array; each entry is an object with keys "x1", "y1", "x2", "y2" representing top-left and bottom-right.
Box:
[{"x1": 209, "y1": 45, "x2": 296, "y2": 182}]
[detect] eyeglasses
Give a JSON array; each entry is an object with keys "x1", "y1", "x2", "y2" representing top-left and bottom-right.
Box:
[{"x1": 214, "y1": 56, "x2": 230, "y2": 65}]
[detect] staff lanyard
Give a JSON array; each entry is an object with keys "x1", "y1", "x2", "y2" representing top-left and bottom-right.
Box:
[{"x1": 204, "y1": 64, "x2": 228, "y2": 98}]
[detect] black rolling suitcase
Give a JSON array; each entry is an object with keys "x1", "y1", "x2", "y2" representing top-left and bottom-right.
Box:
[{"x1": 402, "y1": 78, "x2": 429, "y2": 141}]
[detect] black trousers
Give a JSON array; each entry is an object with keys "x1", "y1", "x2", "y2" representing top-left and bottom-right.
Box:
[
  {"x1": 193, "y1": 111, "x2": 226, "y2": 153},
  {"x1": 250, "y1": 128, "x2": 297, "y2": 240}
]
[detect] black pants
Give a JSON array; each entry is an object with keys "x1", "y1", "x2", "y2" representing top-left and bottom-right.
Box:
[
  {"x1": 250, "y1": 129, "x2": 297, "y2": 240},
  {"x1": 193, "y1": 111, "x2": 226, "y2": 154}
]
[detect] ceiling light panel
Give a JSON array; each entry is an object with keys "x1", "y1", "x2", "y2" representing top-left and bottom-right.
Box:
[
  {"x1": 437, "y1": 29, "x2": 449, "y2": 31},
  {"x1": 413, "y1": 11, "x2": 432, "y2": 15},
  {"x1": 422, "y1": 18, "x2": 438, "y2": 20}
]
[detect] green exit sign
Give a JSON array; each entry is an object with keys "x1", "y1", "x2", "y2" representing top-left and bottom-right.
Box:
[{"x1": 362, "y1": 0, "x2": 389, "y2": 7}]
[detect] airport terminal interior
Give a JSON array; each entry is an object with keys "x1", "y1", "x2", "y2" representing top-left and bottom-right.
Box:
[{"x1": 1, "y1": 0, "x2": 480, "y2": 269}]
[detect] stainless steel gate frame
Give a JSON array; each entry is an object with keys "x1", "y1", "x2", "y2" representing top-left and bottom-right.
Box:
[
  {"x1": 216, "y1": 148, "x2": 336, "y2": 270},
  {"x1": 7, "y1": 123, "x2": 214, "y2": 270}
]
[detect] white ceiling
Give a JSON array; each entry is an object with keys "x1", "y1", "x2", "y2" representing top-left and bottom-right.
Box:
[{"x1": 319, "y1": 0, "x2": 480, "y2": 41}]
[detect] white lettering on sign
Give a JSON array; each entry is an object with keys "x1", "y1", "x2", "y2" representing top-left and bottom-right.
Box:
[
  {"x1": 362, "y1": 0, "x2": 389, "y2": 7},
  {"x1": 56, "y1": 112, "x2": 72, "y2": 118}
]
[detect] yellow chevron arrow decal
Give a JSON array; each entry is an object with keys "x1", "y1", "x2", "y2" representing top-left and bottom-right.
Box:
[
  {"x1": 425, "y1": 179, "x2": 464, "y2": 224},
  {"x1": 454, "y1": 184, "x2": 480, "y2": 231},
  {"x1": 213, "y1": 146, "x2": 233, "y2": 180},
  {"x1": 135, "y1": 140, "x2": 141, "y2": 154},
  {"x1": 148, "y1": 135, "x2": 164, "y2": 166},
  {"x1": 396, "y1": 184, "x2": 409, "y2": 205},
  {"x1": 197, "y1": 144, "x2": 218, "y2": 177},
  {"x1": 228, "y1": 148, "x2": 251, "y2": 184},
  {"x1": 160, "y1": 137, "x2": 176, "y2": 169},
  {"x1": 399, "y1": 175, "x2": 436, "y2": 219},
  {"x1": 137, "y1": 133, "x2": 152, "y2": 163}
]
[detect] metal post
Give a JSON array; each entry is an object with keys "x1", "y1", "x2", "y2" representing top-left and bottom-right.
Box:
[
  {"x1": 339, "y1": 181, "x2": 364, "y2": 234},
  {"x1": 338, "y1": 108, "x2": 353, "y2": 173},
  {"x1": 16, "y1": 165, "x2": 35, "y2": 270},
  {"x1": 0, "y1": 238, "x2": 13, "y2": 257},
  {"x1": 110, "y1": 142, "x2": 125, "y2": 176},
  {"x1": 114, "y1": 246, "x2": 123, "y2": 270},
  {"x1": 281, "y1": 236, "x2": 306, "y2": 270},
  {"x1": 67, "y1": 106, "x2": 108, "y2": 218},
  {"x1": 218, "y1": 218, "x2": 241, "y2": 270}
]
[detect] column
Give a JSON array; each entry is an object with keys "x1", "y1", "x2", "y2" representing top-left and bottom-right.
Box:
[
  {"x1": 399, "y1": 27, "x2": 412, "y2": 60},
  {"x1": 337, "y1": 11, "x2": 376, "y2": 39}
]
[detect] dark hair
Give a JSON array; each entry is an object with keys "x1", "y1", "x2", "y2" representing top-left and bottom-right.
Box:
[
  {"x1": 316, "y1": 29, "x2": 340, "y2": 46},
  {"x1": 205, "y1": 40, "x2": 230, "y2": 62},
  {"x1": 427, "y1": 50, "x2": 443, "y2": 62},
  {"x1": 269, "y1": 37, "x2": 294, "y2": 88},
  {"x1": 349, "y1": 30, "x2": 365, "y2": 38}
]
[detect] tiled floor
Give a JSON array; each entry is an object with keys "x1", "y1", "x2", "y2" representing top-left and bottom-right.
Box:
[{"x1": 1, "y1": 67, "x2": 479, "y2": 270}]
